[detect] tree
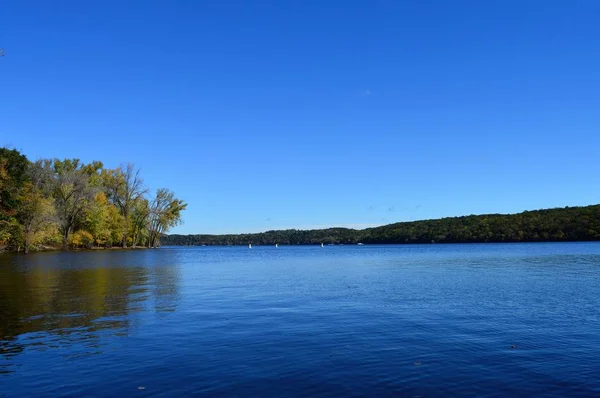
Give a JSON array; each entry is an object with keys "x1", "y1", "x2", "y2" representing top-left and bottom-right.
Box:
[
  {"x1": 15, "y1": 161, "x2": 57, "y2": 253},
  {"x1": 17, "y1": 182, "x2": 56, "y2": 253},
  {"x1": 161, "y1": 205, "x2": 600, "y2": 246},
  {"x1": 49, "y1": 159, "x2": 96, "y2": 250},
  {"x1": 0, "y1": 148, "x2": 186, "y2": 253},
  {"x1": 0, "y1": 148, "x2": 28, "y2": 216},
  {"x1": 147, "y1": 188, "x2": 187, "y2": 248},
  {"x1": 104, "y1": 164, "x2": 147, "y2": 248},
  {"x1": 106, "y1": 204, "x2": 126, "y2": 248},
  {"x1": 130, "y1": 197, "x2": 150, "y2": 248},
  {"x1": 0, "y1": 217, "x2": 23, "y2": 250},
  {"x1": 84, "y1": 192, "x2": 112, "y2": 247},
  {"x1": 70, "y1": 230, "x2": 94, "y2": 249},
  {"x1": 0, "y1": 148, "x2": 29, "y2": 248}
]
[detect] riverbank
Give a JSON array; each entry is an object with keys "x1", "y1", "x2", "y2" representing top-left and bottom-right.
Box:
[
  {"x1": 163, "y1": 204, "x2": 600, "y2": 246},
  {"x1": 0, "y1": 245, "x2": 154, "y2": 254},
  {"x1": 0, "y1": 147, "x2": 186, "y2": 257}
]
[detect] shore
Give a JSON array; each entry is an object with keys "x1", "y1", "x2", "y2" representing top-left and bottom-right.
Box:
[{"x1": 1, "y1": 245, "x2": 154, "y2": 254}]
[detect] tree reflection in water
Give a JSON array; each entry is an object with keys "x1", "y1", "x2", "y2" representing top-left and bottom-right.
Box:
[{"x1": 0, "y1": 251, "x2": 181, "y2": 373}]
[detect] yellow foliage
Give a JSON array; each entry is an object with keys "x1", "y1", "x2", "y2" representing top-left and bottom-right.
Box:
[
  {"x1": 70, "y1": 230, "x2": 94, "y2": 248},
  {"x1": 94, "y1": 191, "x2": 108, "y2": 205},
  {"x1": 29, "y1": 222, "x2": 60, "y2": 249}
]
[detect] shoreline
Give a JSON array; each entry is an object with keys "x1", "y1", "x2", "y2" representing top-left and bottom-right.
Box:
[
  {"x1": 0, "y1": 246, "x2": 156, "y2": 254},
  {"x1": 4, "y1": 240, "x2": 600, "y2": 254},
  {"x1": 164, "y1": 240, "x2": 600, "y2": 247}
]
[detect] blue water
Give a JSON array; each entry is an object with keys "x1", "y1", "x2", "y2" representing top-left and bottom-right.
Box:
[{"x1": 1, "y1": 243, "x2": 600, "y2": 397}]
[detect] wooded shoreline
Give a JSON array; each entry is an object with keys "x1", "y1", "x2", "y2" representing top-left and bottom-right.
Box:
[
  {"x1": 163, "y1": 204, "x2": 600, "y2": 246},
  {"x1": 0, "y1": 244, "x2": 154, "y2": 254},
  {"x1": 1, "y1": 147, "x2": 186, "y2": 253}
]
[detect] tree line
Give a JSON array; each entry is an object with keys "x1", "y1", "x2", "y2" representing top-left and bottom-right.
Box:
[
  {"x1": 162, "y1": 204, "x2": 600, "y2": 246},
  {"x1": 0, "y1": 147, "x2": 186, "y2": 253}
]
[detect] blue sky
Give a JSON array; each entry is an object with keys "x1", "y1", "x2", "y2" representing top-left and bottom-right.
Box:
[{"x1": 1, "y1": 1, "x2": 599, "y2": 234}]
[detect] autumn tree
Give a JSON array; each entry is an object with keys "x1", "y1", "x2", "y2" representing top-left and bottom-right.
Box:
[
  {"x1": 106, "y1": 204, "x2": 126, "y2": 248},
  {"x1": 84, "y1": 192, "x2": 112, "y2": 247},
  {"x1": 49, "y1": 159, "x2": 96, "y2": 250},
  {"x1": 130, "y1": 197, "x2": 150, "y2": 248},
  {"x1": 17, "y1": 182, "x2": 56, "y2": 254},
  {"x1": 147, "y1": 188, "x2": 187, "y2": 248},
  {"x1": 1, "y1": 147, "x2": 185, "y2": 252},
  {"x1": 104, "y1": 164, "x2": 147, "y2": 248}
]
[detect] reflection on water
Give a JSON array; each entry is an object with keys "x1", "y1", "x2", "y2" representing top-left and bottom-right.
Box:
[
  {"x1": 152, "y1": 265, "x2": 180, "y2": 314},
  {"x1": 0, "y1": 251, "x2": 180, "y2": 372}
]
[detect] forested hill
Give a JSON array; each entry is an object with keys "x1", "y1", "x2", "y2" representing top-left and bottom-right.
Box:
[{"x1": 163, "y1": 204, "x2": 600, "y2": 246}]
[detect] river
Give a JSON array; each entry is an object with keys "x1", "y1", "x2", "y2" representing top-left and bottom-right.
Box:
[{"x1": 2, "y1": 243, "x2": 600, "y2": 397}]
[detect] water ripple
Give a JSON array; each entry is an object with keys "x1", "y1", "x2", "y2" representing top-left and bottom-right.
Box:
[{"x1": 1, "y1": 243, "x2": 600, "y2": 396}]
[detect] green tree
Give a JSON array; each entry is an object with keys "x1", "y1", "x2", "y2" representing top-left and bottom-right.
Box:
[
  {"x1": 147, "y1": 188, "x2": 187, "y2": 247},
  {"x1": 0, "y1": 148, "x2": 29, "y2": 248}
]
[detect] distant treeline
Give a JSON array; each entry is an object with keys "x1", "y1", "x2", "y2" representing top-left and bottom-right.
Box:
[
  {"x1": 163, "y1": 205, "x2": 600, "y2": 246},
  {"x1": 0, "y1": 147, "x2": 186, "y2": 252}
]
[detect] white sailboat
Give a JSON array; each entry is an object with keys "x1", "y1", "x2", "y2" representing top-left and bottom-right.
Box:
[
  {"x1": 321, "y1": 243, "x2": 324, "y2": 248},
  {"x1": 249, "y1": 243, "x2": 252, "y2": 249},
  {"x1": 275, "y1": 243, "x2": 278, "y2": 248}
]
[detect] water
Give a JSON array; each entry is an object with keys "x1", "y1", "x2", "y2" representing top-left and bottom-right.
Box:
[{"x1": 1, "y1": 243, "x2": 600, "y2": 397}]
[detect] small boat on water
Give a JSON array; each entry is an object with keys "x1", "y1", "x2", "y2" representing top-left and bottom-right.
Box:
[
  {"x1": 249, "y1": 243, "x2": 252, "y2": 249},
  {"x1": 357, "y1": 243, "x2": 364, "y2": 246},
  {"x1": 275, "y1": 243, "x2": 278, "y2": 248},
  {"x1": 321, "y1": 243, "x2": 324, "y2": 248}
]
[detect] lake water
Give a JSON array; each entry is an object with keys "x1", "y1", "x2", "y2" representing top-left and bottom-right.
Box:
[{"x1": 1, "y1": 243, "x2": 600, "y2": 397}]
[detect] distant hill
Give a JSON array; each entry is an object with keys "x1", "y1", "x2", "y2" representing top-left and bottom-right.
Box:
[{"x1": 162, "y1": 204, "x2": 600, "y2": 246}]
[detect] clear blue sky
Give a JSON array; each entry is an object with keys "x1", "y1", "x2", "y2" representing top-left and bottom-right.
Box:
[{"x1": 1, "y1": 1, "x2": 599, "y2": 234}]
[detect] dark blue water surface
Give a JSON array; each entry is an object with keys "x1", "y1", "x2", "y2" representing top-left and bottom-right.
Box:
[{"x1": 2, "y1": 243, "x2": 600, "y2": 397}]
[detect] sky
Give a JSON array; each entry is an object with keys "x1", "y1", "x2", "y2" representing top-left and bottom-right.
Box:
[{"x1": 1, "y1": 1, "x2": 599, "y2": 234}]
